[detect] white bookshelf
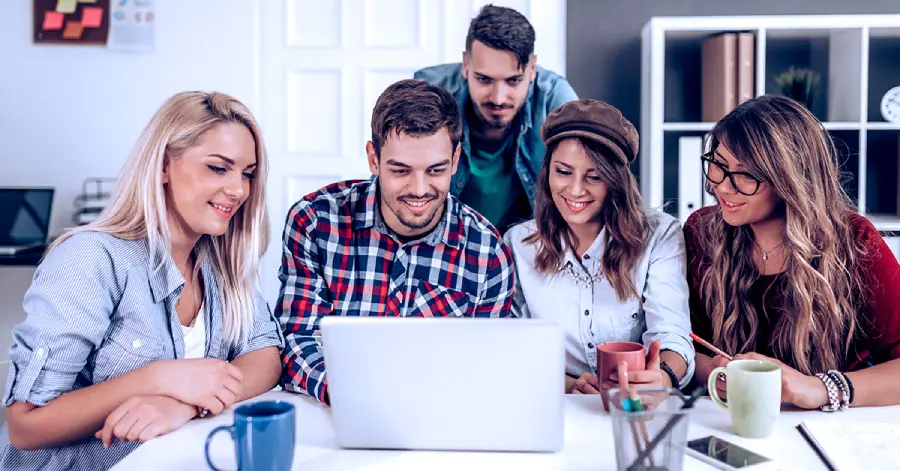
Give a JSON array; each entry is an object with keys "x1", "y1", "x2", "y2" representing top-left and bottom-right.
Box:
[{"x1": 640, "y1": 15, "x2": 900, "y2": 232}]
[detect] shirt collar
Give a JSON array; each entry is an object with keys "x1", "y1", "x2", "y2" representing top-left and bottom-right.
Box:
[
  {"x1": 557, "y1": 227, "x2": 606, "y2": 273},
  {"x1": 147, "y1": 238, "x2": 217, "y2": 304},
  {"x1": 353, "y1": 176, "x2": 462, "y2": 249}
]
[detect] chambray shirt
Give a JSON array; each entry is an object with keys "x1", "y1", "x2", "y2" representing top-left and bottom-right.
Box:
[
  {"x1": 414, "y1": 63, "x2": 578, "y2": 208},
  {"x1": 0, "y1": 232, "x2": 284, "y2": 471},
  {"x1": 504, "y1": 211, "x2": 695, "y2": 388}
]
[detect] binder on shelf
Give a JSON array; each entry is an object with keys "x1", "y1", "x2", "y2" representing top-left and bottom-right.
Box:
[
  {"x1": 736, "y1": 32, "x2": 755, "y2": 106},
  {"x1": 701, "y1": 33, "x2": 737, "y2": 122},
  {"x1": 678, "y1": 136, "x2": 704, "y2": 222}
]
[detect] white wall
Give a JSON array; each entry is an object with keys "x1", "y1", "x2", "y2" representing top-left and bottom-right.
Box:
[
  {"x1": 0, "y1": 0, "x2": 259, "y2": 236},
  {"x1": 0, "y1": 0, "x2": 261, "y2": 423}
]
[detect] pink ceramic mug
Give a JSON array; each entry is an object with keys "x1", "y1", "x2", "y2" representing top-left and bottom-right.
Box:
[{"x1": 597, "y1": 341, "x2": 646, "y2": 411}]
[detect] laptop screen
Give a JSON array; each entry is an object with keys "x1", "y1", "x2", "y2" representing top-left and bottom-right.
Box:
[{"x1": 0, "y1": 188, "x2": 54, "y2": 245}]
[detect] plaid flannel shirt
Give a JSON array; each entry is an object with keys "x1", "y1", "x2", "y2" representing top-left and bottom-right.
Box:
[{"x1": 276, "y1": 178, "x2": 515, "y2": 402}]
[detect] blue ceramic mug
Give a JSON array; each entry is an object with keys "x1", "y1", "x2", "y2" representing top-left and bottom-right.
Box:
[{"x1": 205, "y1": 400, "x2": 295, "y2": 471}]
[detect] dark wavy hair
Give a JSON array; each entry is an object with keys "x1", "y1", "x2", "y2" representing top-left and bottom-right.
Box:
[
  {"x1": 465, "y1": 4, "x2": 535, "y2": 69},
  {"x1": 697, "y1": 94, "x2": 867, "y2": 374},
  {"x1": 370, "y1": 79, "x2": 462, "y2": 158},
  {"x1": 525, "y1": 137, "x2": 649, "y2": 302}
]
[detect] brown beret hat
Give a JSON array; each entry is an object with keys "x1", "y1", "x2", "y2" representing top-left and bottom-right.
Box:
[{"x1": 541, "y1": 99, "x2": 639, "y2": 165}]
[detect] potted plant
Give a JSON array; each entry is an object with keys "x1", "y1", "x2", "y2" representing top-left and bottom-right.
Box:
[{"x1": 774, "y1": 66, "x2": 821, "y2": 110}]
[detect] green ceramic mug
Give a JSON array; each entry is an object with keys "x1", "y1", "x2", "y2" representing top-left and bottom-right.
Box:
[{"x1": 707, "y1": 359, "x2": 781, "y2": 438}]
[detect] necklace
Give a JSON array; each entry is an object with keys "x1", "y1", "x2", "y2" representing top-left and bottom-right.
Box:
[
  {"x1": 753, "y1": 240, "x2": 784, "y2": 261},
  {"x1": 565, "y1": 261, "x2": 603, "y2": 289}
]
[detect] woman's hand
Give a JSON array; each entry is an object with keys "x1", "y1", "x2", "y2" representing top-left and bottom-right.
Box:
[
  {"x1": 571, "y1": 372, "x2": 601, "y2": 394},
  {"x1": 601, "y1": 340, "x2": 665, "y2": 392},
  {"x1": 150, "y1": 358, "x2": 243, "y2": 414},
  {"x1": 708, "y1": 355, "x2": 731, "y2": 400},
  {"x1": 732, "y1": 353, "x2": 828, "y2": 409},
  {"x1": 95, "y1": 396, "x2": 197, "y2": 448}
]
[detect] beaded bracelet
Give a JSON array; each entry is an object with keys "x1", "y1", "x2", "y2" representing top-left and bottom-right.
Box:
[
  {"x1": 815, "y1": 373, "x2": 841, "y2": 412},
  {"x1": 842, "y1": 372, "x2": 855, "y2": 404},
  {"x1": 826, "y1": 370, "x2": 850, "y2": 410}
]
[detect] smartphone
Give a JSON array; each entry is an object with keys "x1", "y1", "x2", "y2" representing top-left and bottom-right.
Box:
[{"x1": 685, "y1": 436, "x2": 779, "y2": 470}]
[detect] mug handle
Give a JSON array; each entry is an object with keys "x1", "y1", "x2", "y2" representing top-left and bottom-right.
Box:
[
  {"x1": 205, "y1": 425, "x2": 234, "y2": 471},
  {"x1": 708, "y1": 367, "x2": 728, "y2": 410}
]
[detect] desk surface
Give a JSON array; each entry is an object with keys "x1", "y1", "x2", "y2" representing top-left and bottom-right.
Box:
[{"x1": 112, "y1": 391, "x2": 900, "y2": 470}]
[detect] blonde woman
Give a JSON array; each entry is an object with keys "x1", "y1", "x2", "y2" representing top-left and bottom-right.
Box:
[
  {"x1": 505, "y1": 100, "x2": 695, "y2": 394},
  {"x1": 687, "y1": 94, "x2": 900, "y2": 410},
  {"x1": 0, "y1": 92, "x2": 283, "y2": 470}
]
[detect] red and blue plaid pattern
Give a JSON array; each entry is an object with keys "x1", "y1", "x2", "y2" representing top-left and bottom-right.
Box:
[{"x1": 276, "y1": 178, "x2": 515, "y2": 402}]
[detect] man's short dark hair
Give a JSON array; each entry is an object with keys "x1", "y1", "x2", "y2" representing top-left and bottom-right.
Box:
[
  {"x1": 370, "y1": 79, "x2": 462, "y2": 158},
  {"x1": 465, "y1": 4, "x2": 535, "y2": 69}
]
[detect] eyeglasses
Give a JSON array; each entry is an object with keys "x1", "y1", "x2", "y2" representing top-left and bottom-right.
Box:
[{"x1": 701, "y1": 152, "x2": 763, "y2": 196}]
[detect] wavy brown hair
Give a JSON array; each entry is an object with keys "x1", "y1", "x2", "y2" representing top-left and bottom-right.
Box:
[
  {"x1": 525, "y1": 137, "x2": 649, "y2": 302},
  {"x1": 697, "y1": 94, "x2": 867, "y2": 374}
]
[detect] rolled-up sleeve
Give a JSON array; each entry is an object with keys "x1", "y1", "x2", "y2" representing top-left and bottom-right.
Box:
[
  {"x1": 229, "y1": 290, "x2": 285, "y2": 360},
  {"x1": 4, "y1": 233, "x2": 118, "y2": 406},
  {"x1": 640, "y1": 218, "x2": 696, "y2": 388}
]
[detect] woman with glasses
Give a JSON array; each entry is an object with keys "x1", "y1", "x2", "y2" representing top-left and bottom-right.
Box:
[
  {"x1": 686, "y1": 94, "x2": 900, "y2": 410},
  {"x1": 505, "y1": 99, "x2": 695, "y2": 395}
]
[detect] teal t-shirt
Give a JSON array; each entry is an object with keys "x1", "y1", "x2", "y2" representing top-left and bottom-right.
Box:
[{"x1": 459, "y1": 132, "x2": 525, "y2": 231}]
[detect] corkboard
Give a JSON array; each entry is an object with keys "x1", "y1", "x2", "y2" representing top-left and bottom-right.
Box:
[{"x1": 34, "y1": 0, "x2": 110, "y2": 45}]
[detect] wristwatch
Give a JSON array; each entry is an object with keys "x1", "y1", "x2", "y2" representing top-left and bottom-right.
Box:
[{"x1": 659, "y1": 361, "x2": 680, "y2": 389}]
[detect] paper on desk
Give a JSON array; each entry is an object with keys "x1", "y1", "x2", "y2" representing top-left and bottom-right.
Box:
[{"x1": 800, "y1": 420, "x2": 897, "y2": 471}]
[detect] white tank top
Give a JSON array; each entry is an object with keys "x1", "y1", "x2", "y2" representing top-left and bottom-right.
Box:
[{"x1": 180, "y1": 302, "x2": 207, "y2": 359}]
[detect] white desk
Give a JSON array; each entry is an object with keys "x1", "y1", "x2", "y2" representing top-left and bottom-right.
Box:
[{"x1": 112, "y1": 391, "x2": 900, "y2": 470}]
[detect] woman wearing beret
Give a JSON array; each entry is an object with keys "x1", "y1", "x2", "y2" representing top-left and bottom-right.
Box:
[{"x1": 504, "y1": 99, "x2": 695, "y2": 394}]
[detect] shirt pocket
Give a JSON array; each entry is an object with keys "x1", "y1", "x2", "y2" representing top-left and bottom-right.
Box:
[
  {"x1": 614, "y1": 299, "x2": 646, "y2": 343},
  {"x1": 92, "y1": 321, "x2": 167, "y2": 383},
  {"x1": 407, "y1": 280, "x2": 473, "y2": 318}
]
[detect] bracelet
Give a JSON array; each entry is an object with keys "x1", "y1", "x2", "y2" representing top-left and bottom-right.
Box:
[
  {"x1": 815, "y1": 373, "x2": 841, "y2": 412},
  {"x1": 827, "y1": 370, "x2": 850, "y2": 410},
  {"x1": 841, "y1": 372, "x2": 855, "y2": 404},
  {"x1": 659, "y1": 361, "x2": 680, "y2": 389}
]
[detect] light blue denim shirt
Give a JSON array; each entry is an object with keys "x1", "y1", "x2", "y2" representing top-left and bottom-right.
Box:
[
  {"x1": 504, "y1": 211, "x2": 695, "y2": 388},
  {"x1": 413, "y1": 63, "x2": 578, "y2": 208},
  {"x1": 0, "y1": 231, "x2": 284, "y2": 470}
]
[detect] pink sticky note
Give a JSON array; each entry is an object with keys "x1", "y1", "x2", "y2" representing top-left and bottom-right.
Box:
[
  {"x1": 43, "y1": 11, "x2": 65, "y2": 30},
  {"x1": 82, "y1": 7, "x2": 103, "y2": 28}
]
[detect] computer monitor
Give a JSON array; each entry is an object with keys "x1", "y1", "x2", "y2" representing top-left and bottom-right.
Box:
[{"x1": 0, "y1": 188, "x2": 55, "y2": 254}]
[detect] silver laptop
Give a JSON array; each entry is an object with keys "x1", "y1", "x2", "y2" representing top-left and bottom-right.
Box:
[
  {"x1": 0, "y1": 188, "x2": 54, "y2": 255},
  {"x1": 320, "y1": 316, "x2": 565, "y2": 453}
]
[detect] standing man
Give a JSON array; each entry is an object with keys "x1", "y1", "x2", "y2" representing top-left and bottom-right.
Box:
[
  {"x1": 276, "y1": 80, "x2": 515, "y2": 404},
  {"x1": 415, "y1": 4, "x2": 578, "y2": 234}
]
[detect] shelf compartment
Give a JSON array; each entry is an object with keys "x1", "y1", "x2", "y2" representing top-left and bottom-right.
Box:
[{"x1": 864, "y1": 130, "x2": 900, "y2": 215}]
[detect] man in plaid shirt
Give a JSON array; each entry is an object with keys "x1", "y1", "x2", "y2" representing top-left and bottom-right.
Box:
[{"x1": 276, "y1": 79, "x2": 516, "y2": 404}]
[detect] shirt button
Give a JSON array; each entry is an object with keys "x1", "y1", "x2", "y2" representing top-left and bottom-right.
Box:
[
  {"x1": 584, "y1": 310, "x2": 590, "y2": 316},
  {"x1": 632, "y1": 313, "x2": 638, "y2": 319},
  {"x1": 583, "y1": 254, "x2": 591, "y2": 260},
  {"x1": 35, "y1": 348, "x2": 45, "y2": 358},
  {"x1": 132, "y1": 339, "x2": 142, "y2": 349},
  {"x1": 588, "y1": 343, "x2": 595, "y2": 349}
]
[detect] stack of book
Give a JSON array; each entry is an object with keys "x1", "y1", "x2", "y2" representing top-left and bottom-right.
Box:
[{"x1": 701, "y1": 32, "x2": 756, "y2": 122}]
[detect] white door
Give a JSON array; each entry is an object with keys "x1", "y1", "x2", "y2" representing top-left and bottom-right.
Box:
[{"x1": 258, "y1": 0, "x2": 568, "y2": 303}]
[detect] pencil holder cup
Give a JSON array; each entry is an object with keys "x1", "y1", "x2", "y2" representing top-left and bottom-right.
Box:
[{"x1": 608, "y1": 388, "x2": 692, "y2": 471}]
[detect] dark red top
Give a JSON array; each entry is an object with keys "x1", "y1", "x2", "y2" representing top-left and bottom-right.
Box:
[{"x1": 684, "y1": 206, "x2": 900, "y2": 371}]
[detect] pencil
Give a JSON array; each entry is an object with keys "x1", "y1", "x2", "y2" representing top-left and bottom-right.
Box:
[{"x1": 690, "y1": 332, "x2": 733, "y2": 361}]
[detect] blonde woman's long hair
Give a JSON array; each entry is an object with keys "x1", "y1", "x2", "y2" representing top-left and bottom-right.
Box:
[
  {"x1": 698, "y1": 94, "x2": 866, "y2": 374},
  {"x1": 51, "y1": 91, "x2": 269, "y2": 347}
]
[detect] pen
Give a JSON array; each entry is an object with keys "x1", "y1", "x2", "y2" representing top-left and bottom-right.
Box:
[{"x1": 690, "y1": 333, "x2": 733, "y2": 361}]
